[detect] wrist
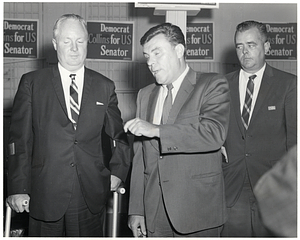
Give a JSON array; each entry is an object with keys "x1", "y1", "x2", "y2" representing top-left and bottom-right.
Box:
[{"x1": 156, "y1": 125, "x2": 160, "y2": 138}]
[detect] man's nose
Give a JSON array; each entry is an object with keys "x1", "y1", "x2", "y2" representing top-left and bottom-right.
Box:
[
  {"x1": 242, "y1": 46, "x2": 249, "y2": 54},
  {"x1": 147, "y1": 57, "x2": 155, "y2": 68},
  {"x1": 71, "y1": 42, "x2": 78, "y2": 51}
]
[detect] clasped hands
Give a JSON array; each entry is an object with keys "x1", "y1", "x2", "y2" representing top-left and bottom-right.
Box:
[{"x1": 124, "y1": 118, "x2": 160, "y2": 138}]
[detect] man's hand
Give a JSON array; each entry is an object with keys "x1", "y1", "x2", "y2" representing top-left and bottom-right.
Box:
[
  {"x1": 111, "y1": 175, "x2": 122, "y2": 191},
  {"x1": 128, "y1": 215, "x2": 147, "y2": 237},
  {"x1": 7, "y1": 194, "x2": 30, "y2": 213},
  {"x1": 124, "y1": 118, "x2": 160, "y2": 138}
]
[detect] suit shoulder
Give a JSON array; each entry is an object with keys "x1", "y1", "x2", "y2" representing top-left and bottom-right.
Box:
[
  {"x1": 85, "y1": 67, "x2": 114, "y2": 85},
  {"x1": 270, "y1": 66, "x2": 296, "y2": 81},
  {"x1": 22, "y1": 67, "x2": 53, "y2": 78},
  {"x1": 139, "y1": 83, "x2": 157, "y2": 93},
  {"x1": 196, "y1": 72, "x2": 227, "y2": 81},
  {"x1": 225, "y1": 70, "x2": 239, "y2": 81},
  {"x1": 195, "y1": 72, "x2": 228, "y2": 87},
  {"x1": 19, "y1": 67, "x2": 54, "y2": 86}
]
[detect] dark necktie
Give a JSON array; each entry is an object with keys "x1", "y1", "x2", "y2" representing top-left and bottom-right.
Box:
[
  {"x1": 241, "y1": 74, "x2": 257, "y2": 130},
  {"x1": 70, "y1": 74, "x2": 79, "y2": 129},
  {"x1": 162, "y1": 84, "x2": 173, "y2": 124}
]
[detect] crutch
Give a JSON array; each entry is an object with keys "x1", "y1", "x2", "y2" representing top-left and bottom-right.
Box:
[
  {"x1": 4, "y1": 200, "x2": 28, "y2": 237},
  {"x1": 111, "y1": 187, "x2": 126, "y2": 238},
  {"x1": 4, "y1": 203, "x2": 12, "y2": 237},
  {"x1": 5, "y1": 189, "x2": 125, "y2": 237}
]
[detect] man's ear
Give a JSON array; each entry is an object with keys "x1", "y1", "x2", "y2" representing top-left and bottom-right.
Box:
[
  {"x1": 52, "y1": 38, "x2": 57, "y2": 51},
  {"x1": 264, "y1": 41, "x2": 270, "y2": 54},
  {"x1": 175, "y1": 44, "x2": 185, "y2": 58}
]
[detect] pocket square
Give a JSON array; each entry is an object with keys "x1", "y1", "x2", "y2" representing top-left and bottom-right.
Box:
[
  {"x1": 268, "y1": 106, "x2": 276, "y2": 111},
  {"x1": 96, "y1": 101, "x2": 104, "y2": 106}
]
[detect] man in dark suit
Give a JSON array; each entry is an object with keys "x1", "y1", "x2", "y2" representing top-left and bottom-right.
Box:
[
  {"x1": 124, "y1": 23, "x2": 230, "y2": 237},
  {"x1": 221, "y1": 20, "x2": 297, "y2": 237},
  {"x1": 6, "y1": 14, "x2": 131, "y2": 237}
]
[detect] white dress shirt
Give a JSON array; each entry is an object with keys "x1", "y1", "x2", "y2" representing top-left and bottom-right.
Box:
[
  {"x1": 239, "y1": 64, "x2": 266, "y2": 123},
  {"x1": 58, "y1": 63, "x2": 85, "y2": 121},
  {"x1": 152, "y1": 66, "x2": 189, "y2": 125}
]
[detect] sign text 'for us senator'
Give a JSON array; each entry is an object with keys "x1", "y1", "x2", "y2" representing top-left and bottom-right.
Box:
[
  {"x1": 4, "y1": 19, "x2": 38, "y2": 58},
  {"x1": 87, "y1": 21, "x2": 133, "y2": 60}
]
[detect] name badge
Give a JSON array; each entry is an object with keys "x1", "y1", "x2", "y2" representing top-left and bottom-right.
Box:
[
  {"x1": 9, "y1": 143, "x2": 15, "y2": 155},
  {"x1": 268, "y1": 106, "x2": 276, "y2": 111}
]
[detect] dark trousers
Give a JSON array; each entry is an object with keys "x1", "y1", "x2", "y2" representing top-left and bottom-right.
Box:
[
  {"x1": 147, "y1": 191, "x2": 222, "y2": 237},
  {"x1": 221, "y1": 173, "x2": 274, "y2": 237},
  {"x1": 28, "y1": 175, "x2": 105, "y2": 237}
]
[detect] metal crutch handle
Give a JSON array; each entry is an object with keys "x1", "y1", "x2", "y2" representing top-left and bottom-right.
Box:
[
  {"x1": 112, "y1": 187, "x2": 126, "y2": 238},
  {"x1": 5, "y1": 204, "x2": 12, "y2": 237}
]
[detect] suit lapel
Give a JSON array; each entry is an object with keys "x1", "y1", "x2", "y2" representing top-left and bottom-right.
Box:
[
  {"x1": 50, "y1": 66, "x2": 93, "y2": 127},
  {"x1": 51, "y1": 66, "x2": 68, "y2": 117},
  {"x1": 146, "y1": 84, "x2": 160, "y2": 123},
  {"x1": 230, "y1": 70, "x2": 245, "y2": 135},
  {"x1": 167, "y1": 68, "x2": 195, "y2": 124},
  {"x1": 249, "y1": 65, "x2": 273, "y2": 126},
  {"x1": 80, "y1": 67, "x2": 93, "y2": 117},
  {"x1": 146, "y1": 84, "x2": 161, "y2": 151}
]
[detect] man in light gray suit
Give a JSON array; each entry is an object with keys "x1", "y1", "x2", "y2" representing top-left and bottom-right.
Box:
[{"x1": 124, "y1": 23, "x2": 230, "y2": 237}]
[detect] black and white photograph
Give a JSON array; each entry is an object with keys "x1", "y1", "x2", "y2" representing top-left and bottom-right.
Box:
[{"x1": 2, "y1": 1, "x2": 297, "y2": 237}]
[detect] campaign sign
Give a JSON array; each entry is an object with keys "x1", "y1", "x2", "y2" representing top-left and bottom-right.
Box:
[
  {"x1": 186, "y1": 23, "x2": 213, "y2": 60},
  {"x1": 265, "y1": 23, "x2": 296, "y2": 60},
  {"x1": 87, "y1": 21, "x2": 133, "y2": 60},
  {"x1": 4, "y1": 19, "x2": 38, "y2": 58}
]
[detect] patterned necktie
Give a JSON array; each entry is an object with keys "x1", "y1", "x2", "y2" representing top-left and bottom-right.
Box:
[
  {"x1": 241, "y1": 74, "x2": 257, "y2": 130},
  {"x1": 70, "y1": 74, "x2": 79, "y2": 129},
  {"x1": 162, "y1": 84, "x2": 173, "y2": 124}
]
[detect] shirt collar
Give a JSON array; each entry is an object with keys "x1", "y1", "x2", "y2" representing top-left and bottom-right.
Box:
[
  {"x1": 241, "y1": 63, "x2": 266, "y2": 81},
  {"x1": 58, "y1": 63, "x2": 84, "y2": 81},
  {"x1": 163, "y1": 65, "x2": 189, "y2": 91}
]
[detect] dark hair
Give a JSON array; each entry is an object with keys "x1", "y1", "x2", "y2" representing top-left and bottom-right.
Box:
[
  {"x1": 140, "y1": 22, "x2": 186, "y2": 49},
  {"x1": 235, "y1": 20, "x2": 268, "y2": 42},
  {"x1": 53, "y1": 13, "x2": 88, "y2": 40}
]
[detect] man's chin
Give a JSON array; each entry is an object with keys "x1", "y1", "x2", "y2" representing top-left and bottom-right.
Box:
[
  {"x1": 64, "y1": 62, "x2": 84, "y2": 71},
  {"x1": 154, "y1": 76, "x2": 165, "y2": 85}
]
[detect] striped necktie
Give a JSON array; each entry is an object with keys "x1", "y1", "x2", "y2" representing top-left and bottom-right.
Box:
[
  {"x1": 70, "y1": 74, "x2": 79, "y2": 130},
  {"x1": 162, "y1": 84, "x2": 173, "y2": 124},
  {"x1": 241, "y1": 74, "x2": 257, "y2": 130}
]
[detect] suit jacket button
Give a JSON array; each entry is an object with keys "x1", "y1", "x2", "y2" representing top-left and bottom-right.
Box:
[
  {"x1": 70, "y1": 162, "x2": 75, "y2": 167},
  {"x1": 74, "y1": 140, "x2": 78, "y2": 144}
]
